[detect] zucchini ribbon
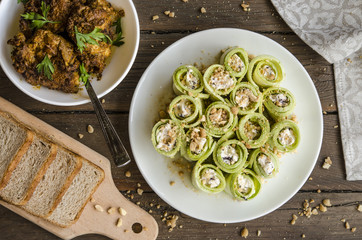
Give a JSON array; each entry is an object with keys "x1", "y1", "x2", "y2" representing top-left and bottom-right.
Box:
[
  {"x1": 220, "y1": 47, "x2": 249, "y2": 79},
  {"x1": 249, "y1": 148, "x2": 279, "y2": 178},
  {"x1": 173, "y1": 65, "x2": 208, "y2": 98},
  {"x1": 237, "y1": 113, "x2": 270, "y2": 148},
  {"x1": 269, "y1": 120, "x2": 300, "y2": 153},
  {"x1": 168, "y1": 95, "x2": 203, "y2": 128},
  {"x1": 230, "y1": 82, "x2": 262, "y2": 115},
  {"x1": 262, "y1": 87, "x2": 295, "y2": 121},
  {"x1": 192, "y1": 160, "x2": 226, "y2": 194},
  {"x1": 225, "y1": 169, "x2": 261, "y2": 201}
]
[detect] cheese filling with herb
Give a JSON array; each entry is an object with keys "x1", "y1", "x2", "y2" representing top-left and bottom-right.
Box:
[
  {"x1": 174, "y1": 99, "x2": 194, "y2": 118},
  {"x1": 244, "y1": 121, "x2": 261, "y2": 140},
  {"x1": 269, "y1": 93, "x2": 289, "y2": 107},
  {"x1": 209, "y1": 67, "x2": 234, "y2": 90},
  {"x1": 181, "y1": 69, "x2": 200, "y2": 90},
  {"x1": 237, "y1": 174, "x2": 255, "y2": 195},
  {"x1": 228, "y1": 54, "x2": 245, "y2": 73},
  {"x1": 235, "y1": 88, "x2": 258, "y2": 109},
  {"x1": 278, "y1": 128, "x2": 296, "y2": 146},
  {"x1": 201, "y1": 169, "x2": 221, "y2": 188},
  {"x1": 209, "y1": 108, "x2": 229, "y2": 127},
  {"x1": 188, "y1": 128, "x2": 207, "y2": 154},
  {"x1": 220, "y1": 145, "x2": 239, "y2": 165},
  {"x1": 257, "y1": 153, "x2": 274, "y2": 175},
  {"x1": 260, "y1": 64, "x2": 276, "y2": 81},
  {"x1": 156, "y1": 123, "x2": 178, "y2": 152}
]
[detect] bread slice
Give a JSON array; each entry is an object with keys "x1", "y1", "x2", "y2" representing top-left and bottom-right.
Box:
[
  {"x1": 0, "y1": 112, "x2": 33, "y2": 189},
  {"x1": 47, "y1": 159, "x2": 104, "y2": 227},
  {"x1": 0, "y1": 135, "x2": 57, "y2": 205},
  {"x1": 23, "y1": 147, "x2": 82, "y2": 217}
]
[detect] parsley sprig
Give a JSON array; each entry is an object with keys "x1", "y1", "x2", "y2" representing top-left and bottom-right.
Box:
[
  {"x1": 112, "y1": 17, "x2": 124, "y2": 47},
  {"x1": 37, "y1": 54, "x2": 55, "y2": 80},
  {"x1": 79, "y1": 63, "x2": 90, "y2": 84},
  {"x1": 21, "y1": 1, "x2": 60, "y2": 30},
  {"x1": 75, "y1": 27, "x2": 111, "y2": 53}
]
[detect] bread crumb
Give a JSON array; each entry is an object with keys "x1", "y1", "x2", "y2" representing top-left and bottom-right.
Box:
[
  {"x1": 125, "y1": 171, "x2": 131, "y2": 177},
  {"x1": 169, "y1": 12, "x2": 175, "y2": 18},
  {"x1": 107, "y1": 207, "x2": 116, "y2": 214},
  {"x1": 152, "y1": 15, "x2": 159, "y2": 21},
  {"x1": 322, "y1": 157, "x2": 332, "y2": 169},
  {"x1": 87, "y1": 125, "x2": 94, "y2": 133},
  {"x1": 137, "y1": 188, "x2": 144, "y2": 196},
  {"x1": 119, "y1": 207, "x2": 127, "y2": 216},
  {"x1": 116, "y1": 218, "x2": 122, "y2": 227},
  {"x1": 94, "y1": 204, "x2": 104, "y2": 212},
  {"x1": 78, "y1": 133, "x2": 84, "y2": 139},
  {"x1": 241, "y1": 227, "x2": 248, "y2": 238},
  {"x1": 357, "y1": 204, "x2": 362, "y2": 212},
  {"x1": 322, "y1": 199, "x2": 332, "y2": 207},
  {"x1": 200, "y1": 7, "x2": 206, "y2": 13}
]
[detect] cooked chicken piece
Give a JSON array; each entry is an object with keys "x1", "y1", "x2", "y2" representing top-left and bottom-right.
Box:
[
  {"x1": 8, "y1": 30, "x2": 80, "y2": 93},
  {"x1": 20, "y1": 0, "x2": 77, "y2": 36},
  {"x1": 67, "y1": 0, "x2": 122, "y2": 78}
]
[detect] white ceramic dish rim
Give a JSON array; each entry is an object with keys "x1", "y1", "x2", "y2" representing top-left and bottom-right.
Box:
[
  {"x1": 0, "y1": 0, "x2": 140, "y2": 106},
  {"x1": 129, "y1": 28, "x2": 323, "y2": 223}
]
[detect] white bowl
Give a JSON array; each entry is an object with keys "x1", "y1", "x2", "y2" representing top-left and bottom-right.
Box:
[{"x1": 0, "y1": 0, "x2": 139, "y2": 106}]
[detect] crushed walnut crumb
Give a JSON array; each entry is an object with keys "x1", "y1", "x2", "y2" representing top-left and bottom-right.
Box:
[
  {"x1": 101, "y1": 98, "x2": 106, "y2": 104},
  {"x1": 169, "y1": 12, "x2": 175, "y2": 18},
  {"x1": 241, "y1": 1, "x2": 250, "y2": 12},
  {"x1": 241, "y1": 227, "x2": 248, "y2": 238},
  {"x1": 166, "y1": 215, "x2": 179, "y2": 232},
  {"x1": 94, "y1": 204, "x2": 104, "y2": 212},
  {"x1": 137, "y1": 188, "x2": 144, "y2": 195},
  {"x1": 125, "y1": 171, "x2": 131, "y2": 177},
  {"x1": 345, "y1": 221, "x2": 350, "y2": 230},
  {"x1": 257, "y1": 229, "x2": 261, "y2": 236},
  {"x1": 107, "y1": 207, "x2": 116, "y2": 215},
  {"x1": 322, "y1": 199, "x2": 332, "y2": 207},
  {"x1": 351, "y1": 227, "x2": 357, "y2": 233},
  {"x1": 87, "y1": 125, "x2": 94, "y2": 133},
  {"x1": 319, "y1": 204, "x2": 327, "y2": 212},
  {"x1": 164, "y1": 10, "x2": 171, "y2": 16},
  {"x1": 116, "y1": 218, "x2": 122, "y2": 227},
  {"x1": 78, "y1": 133, "x2": 84, "y2": 139},
  {"x1": 170, "y1": 181, "x2": 175, "y2": 186},
  {"x1": 200, "y1": 7, "x2": 206, "y2": 13},
  {"x1": 152, "y1": 15, "x2": 159, "y2": 21},
  {"x1": 322, "y1": 157, "x2": 332, "y2": 169},
  {"x1": 357, "y1": 204, "x2": 362, "y2": 212}
]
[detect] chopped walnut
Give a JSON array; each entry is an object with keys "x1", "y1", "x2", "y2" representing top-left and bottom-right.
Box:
[
  {"x1": 200, "y1": 7, "x2": 206, "y2": 13},
  {"x1": 322, "y1": 157, "x2": 332, "y2": 169},
  {"x1": 241, "y1": 227, "x2": 249, "y2": 238},
  {"x1": 152, "y1": 15, "x2": 159, "y2": 21}
]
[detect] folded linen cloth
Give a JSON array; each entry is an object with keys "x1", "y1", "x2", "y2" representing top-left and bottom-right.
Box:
[{"x1": 271, "y1": 0, "x2": 362, "y2": 180}]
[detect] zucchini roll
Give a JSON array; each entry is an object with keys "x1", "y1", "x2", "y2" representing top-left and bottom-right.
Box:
[
  {"x1": 151, "y1": 119, "x2": 184, "y2": 158},
  {"x1": 220, "y1": 47, "x2": 249, "y2": 78},
  {"x1": 173, "y1": 65, "x2": 208, "y2": 98},
  {"x1": 247, "y1": 55, "x2": 285, "y2": 88},
  {"x1": 213, "y1": 138, "x2": 249, "y2": 173},
  {"x1": 225, "y1": 169, "x2": 261, "y2": 201},
  {"x1": 168, "y1": 95, "x2": 203, "y2": 128},
  {"x1": 203, "y1": 64, "x2": 237, "y2": 102},
  {"x1": 230, "y1": 82, "x2": 262, "y2": 115},
  {"x1": 263, "y1": 87, "x2": 295, "y2": 121},
  {"x1": 181, "y1": 127, "x2": 216, "y2": 162},
  {"x1": 202, "y1": 101, "x2": 238, "y2": 138},
  {"x1": 192, "y1": 160, "x2": 226, "y2": 194},
  {"x1": 269, "y1": 120, "x2": 300, "y2": 153},
  {"x1": 237, "y1": 113, "x2": 270, "y2": 148},
  {"x1": 249, "y1": 149, "x2": 279, "y2": 178}
]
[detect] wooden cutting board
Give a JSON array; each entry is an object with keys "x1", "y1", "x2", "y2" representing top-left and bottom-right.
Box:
[{"x1": 0, "y1": 97, "x2": 158, "y2": 240}]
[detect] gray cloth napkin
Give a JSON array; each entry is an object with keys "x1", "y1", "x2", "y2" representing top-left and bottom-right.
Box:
[{"x1": 271, "y1": 0, "x2": 362, "y2": 180}]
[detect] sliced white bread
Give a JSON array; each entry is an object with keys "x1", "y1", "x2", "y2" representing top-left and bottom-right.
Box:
[
  {"x1": 23, "y1": 147, "x2": 82, "y2": 217},
  {"x1": 0, "y1": 113, "x2": 33, "y2": 189},
  {"x1": 0, "y1": 135, "x2": 57, "y2": 205},
  {"x1": 47, "y1": 159, "x2": 104, "y2": 227}
]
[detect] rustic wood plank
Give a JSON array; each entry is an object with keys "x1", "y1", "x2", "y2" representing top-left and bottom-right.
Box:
[{"x1": 1, "y1": 191, "x2": 361, "y2": 240}]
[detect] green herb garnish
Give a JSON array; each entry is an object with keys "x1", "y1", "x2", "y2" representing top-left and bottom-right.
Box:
[
  {"x1": 17, "y1": 0, "x2": 28, "y2": 4},
  {"x1": 21, "y1": 1, "x2": 60, "y2": 29},
  {"x1": 75, "y1": 26, "x2": 111, "y2": 53},
  {"x1": 112, "y1": 17, "x2": 124, "y2": 47},
  {"x1": 36, "y1": 54, "x2": 54, "y2": 80},
  {"x1": 79, "y1": 63, "x2": 90, "y2": 84}
]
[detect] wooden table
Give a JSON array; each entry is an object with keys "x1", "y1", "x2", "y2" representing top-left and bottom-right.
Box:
[{"x1": 1, "y1": 0, "x2": 361, "y2": 239}]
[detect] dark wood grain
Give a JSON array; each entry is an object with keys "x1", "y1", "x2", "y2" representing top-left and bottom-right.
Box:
[{"x1": 0, "y1": 0, "x2": 361, "y2": 239}]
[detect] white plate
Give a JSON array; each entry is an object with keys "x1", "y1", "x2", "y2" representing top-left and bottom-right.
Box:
[
  {"x1": 0, "y1": 0, "x2": 139, "y2": 106},
  {"x1": 129, "y1": 28, "x2": 323, "y2": 223}
]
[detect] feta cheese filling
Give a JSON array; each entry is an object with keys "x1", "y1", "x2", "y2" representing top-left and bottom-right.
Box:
[
  {"x1": 201, "y1": 169, "x2": 221, "y2": 188},
  {"x1": 209, "y1": 108, "x2": 229, "y2": 127},
  {"x1": 237, "y1": 174, "x2": 255, "y2": 195},
  {"x1": 174, "y1": 98, "x2": 194, "y2": 118},
  {"x1": 269, "y1": 93, "x2": 289, "y2": 107},
  {"x1": 228, "y1": 53, "x2": 245, "y2": 73},
  {"x1": 156, "y1": 123, "x2": 178, "y2": 152},
  {"x1": 235, "y1": 88, "x2": 259, "y2": 109},
  {"x1": 209, "y1": 67, "x2": 235, "y2": 90},
  {"x1": 220, "y1": 145, "x2": 239, "y2": 165},
  {"x1": 257, "y1": 153, "x2": 274, "y2": 175},
  {"x1": 188, "y1": 128, "x2": 207, "y2": 154},
  {"x1": 244, "y1": 121, "x2": 261, "y2": 140},
  {"x1": 260, "y1": 64, "x2": 276, "y2": 81},
  {"x1": 182, "y1": 69, "x2": 200, "y2": 90},
  {"x1": 278, "y1": 128, "x2": 296, "y2": 146}
]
